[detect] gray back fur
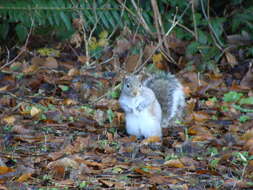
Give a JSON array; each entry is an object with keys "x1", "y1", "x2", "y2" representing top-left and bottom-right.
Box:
[{"x1": 143, "y1": 73, "x2": 185, "y2": 127}]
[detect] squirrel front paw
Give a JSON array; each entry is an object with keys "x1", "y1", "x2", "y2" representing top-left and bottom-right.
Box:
[
  {"x1": 125, "y1": 106, "x2": 134, "y2": 113},
  {"x1": 136, "y1": 103, "x2": 146, "y2": 112}
]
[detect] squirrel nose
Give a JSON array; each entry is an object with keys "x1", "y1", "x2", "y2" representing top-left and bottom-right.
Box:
[{"x1": 133, "y1": 90, "x2": 139, "y2": 96}]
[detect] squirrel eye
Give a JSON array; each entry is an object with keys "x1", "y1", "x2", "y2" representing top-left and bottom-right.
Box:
[{"x1": 126, "y1": 84, "x2": 130, "y2": 88}]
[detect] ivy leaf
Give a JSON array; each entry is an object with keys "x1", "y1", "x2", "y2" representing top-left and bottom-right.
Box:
[
  {"x1": 198, "y1": 30, "x2": 208, "y2": 44},
  {"x1": 223, "y1": 91, "x2": 243, "y2": 103},
  {"x1": 210, "y1": 18, "x2": 225, "y2": 37},
  {"x1": 186, "y1": 41, "x2": 199, "y2": 55},
  {"x1": 239, "y1": 115, "x2": 250, "y2": 123},
  {"x1": 239, "y1": 97, "x2": 253, "y2": 105}
]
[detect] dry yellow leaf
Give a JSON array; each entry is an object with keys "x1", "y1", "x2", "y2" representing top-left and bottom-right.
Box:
[
  {"x1": 152, "y1": 53, "x2": 163, "y2": 63},
  {"x1": 3, "y1": 115, "x2": 16, "y2": 125},
  {"x1": 98, "y1": 38, "x2": 108, "y2": 47},
  {"x1": 63, "y1": 98, "x2": 77, "y2": 105},
  {"x1": 0, "y1": 85, "x2": 9, "y2": 92},
  {"x1": 30, "y1": 106, "x2": 41, "y2": 117},
  {"x1": 23, "y1": 64, "x2": 39, "y2": 74},
  {"x1": 225, "y1": 52, "x2": 237, "y2": 66},
  {"x1": 141, "y1": 136, "x2": 161, "y2": 144},
  {"x1": 16, "y1": 173, "x2": 32, "y2": 182}
]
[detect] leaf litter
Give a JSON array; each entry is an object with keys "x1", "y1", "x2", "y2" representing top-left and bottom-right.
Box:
[{"x1": 0, "y1": 31, "x2": 252, "y2": 190}]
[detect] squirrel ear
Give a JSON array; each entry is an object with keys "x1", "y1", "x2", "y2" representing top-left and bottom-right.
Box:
[
  {"x1": 124, "y1": 75, "x2": 130, "y2": 80},
  {"x1": 136, "y1": 74, "x2": 143, "y2": 81}
]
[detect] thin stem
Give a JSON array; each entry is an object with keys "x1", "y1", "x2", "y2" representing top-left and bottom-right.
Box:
[{"x1": 1, "y1": 20, "x2": 34, "y2": 70}]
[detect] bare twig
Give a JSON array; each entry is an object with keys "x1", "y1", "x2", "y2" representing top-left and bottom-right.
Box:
[
  {"x1": 191, "y1": 0, "x2": 198, "y2": 41},
  {"x1": 151, "y1": 0, "x2": 163, "y2": 46},
  {"x1": 134, "y1": 4, "x2": 191, "y2": 74},
  {"x1": 91, "y1": 83, "x2": 121, "y2": 104},
  {"x1": 5, "y1": 47, "x2": 10, "y2": 64},
  {"x1": 1, "y1": 21, "x2": 33, "y2": 70},
  {"x1": 77, "y1": 0, "x2": 100, "y2": 66},
  {"x1": 130, "y1": 0, "x2": 153, "y2": 35},
  {"x1": 151, "y1": 0, "x2": 175, "y2": 64},
  {"x1": 200, "y1": 0, "x2": 224, "y2": 49},
  {"x1": 68, "y1": 44, "x2": 79, "y2": 57},
  {"x1": 168, "y1": 19, "x2": 195, "y2": 36},
  {"x1": 108, "y1": 0, "x2": 128, "y2": 40}
]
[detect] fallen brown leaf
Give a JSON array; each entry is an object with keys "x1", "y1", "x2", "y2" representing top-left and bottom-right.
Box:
[
  {"x1": 16, "y1": 173, "x2": 32, "y2": 182},
  {"x1": 141, "y1": 136, "x2": 161, "y2": 144},
  {"x1": 0, "y1": 166, "x2": 15, "y2": 175},
  {"x1": 164, "y1": 159, "x2": 185, "y2": 168},
  {"x1": 44, "y1": 57, "x2": 58, "y2": 69},
  {"x1": 192, "y1": 111, "x2": 210, "y2": 122}
]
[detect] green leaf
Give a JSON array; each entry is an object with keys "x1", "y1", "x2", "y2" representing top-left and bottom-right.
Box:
[
  {"x1": 194, "y1": 13, "x2": 203, "y2": 24},
  {"x1": 198, "y1": 30, "x2": 208, "y2": 44},
  {"x1": 186, "y1": 41, "x2": 199, "y2": 55},
  {"x1": 247, "y1": 47, "x2": 253, "y2": 56},
  {"x1": 239, "y1": 115, "x2": 250, "y2": 123},
  {"x1": 210, "y1": 18, "x2": 225, "y2": 37},
  {"x1": 233, "y1": 104, "x2": 253, "y2": 113},
  {"x1": 79, "y1": 181, "x2": 88, "y2": 188},
  {"x1": 109, "y1": 89, "x2": 120, "y2": 99},
  {"x1": 58, "y1": 85, "x2": 69, "y2": 91},
  {"x1": 223, "y1": 91, "x2": 243, "y2": 103},
  {"x1": 208, "y1": 97, "x2": 218, "y2": 103},
  {"x1": 55, "y1": 27, "x2": 75, "y2": 41},
  {"x1": 208, "y1": 147, "x2": 219, "y2": 156},
  {"x1": 210, "y1": 158, "x2": 219, "y2": 168},
  {"x1": 239, "y1": 97, "x2": 253, "y2": 105},
  {"x1": 0, "y1": 23, "x2": 9, "y2": 40},
  {"x1": 60, "y1": 12, "x2": 72, "y2": 30},
  {"x1": 15, "y1": 24, "x2": 28, "y2": 42},
  {"x1": 107, "y1": 109, "x2": 115, "y2": 123},
  {"x1": 221, "y1": 106, "x2": 229, "y2": 112}
]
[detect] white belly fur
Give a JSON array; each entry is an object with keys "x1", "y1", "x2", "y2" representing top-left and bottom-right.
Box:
[{"x1": 125, "y1": 105, "x2": 161, "y2": 138}]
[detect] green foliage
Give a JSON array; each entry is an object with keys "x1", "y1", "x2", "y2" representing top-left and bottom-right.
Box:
[
  {"x1": 0, "y1": 0, "x2": 125, "y2": 42},
  {"x1": 233, "y1": 104, "x2": 253, "y2": 113},
  {"x1": 15, "y1": 24, "x2": 28, "y2": 42},
  {"x1": 165, "y1": 153, "x2": 179, "y2": 161},
  {"x1": 239, "y1": 97, "x2": 253, "y2": 105},
  {"x1": 207, "y1": 147, "x2": 219, "y2": 157},
  {"x1": 239, "y1": 115, "x2": 250, "y2": 123},
  {"x1": 231, "y1": 6, "x2": 253, "y2": 33},
  {"x1": 107, "y1": 109, "x2": 115, "y2": 123},
  {"x1": 232, "y1": 151, "x2": 250, "y2": 166},
  {"x1": 208, "y1": 97, "x2": 218, "y2": 103},
  {"x1": 37, "y1": 48, "x2": 60, "y2": 57},
  {"x1": 222, "y1": 91, "x2": 253, "y2": 114},
  {"x1": 209, "y1": 158, "x2": 220, "y2": 169},
  {"x1": 0, "y1": 0, "x2": 252, "y2": 72},
  {"x1": 79, "y1": 181, "x2": 89, "y2": 188},
  {"x1": 58, "y1": 84, "x2": 69, "y2": 92},
  {"x1": 223, "y1": 91, "x2": 243, "y2": 103}
]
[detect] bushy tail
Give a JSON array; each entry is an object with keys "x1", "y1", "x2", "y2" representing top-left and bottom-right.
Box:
[{"x1": 144, "y1": 73, "x2": 185, "y2": 128}]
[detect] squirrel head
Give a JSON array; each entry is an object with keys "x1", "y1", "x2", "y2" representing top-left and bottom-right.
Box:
[{"x1": 122, "y1": 75, "x2": 143, "y2": 97}]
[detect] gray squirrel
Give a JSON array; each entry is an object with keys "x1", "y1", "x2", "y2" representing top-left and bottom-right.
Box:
[{"x1": 119, "y1": 73, "x2": 185, "y2": 138}]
